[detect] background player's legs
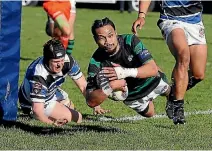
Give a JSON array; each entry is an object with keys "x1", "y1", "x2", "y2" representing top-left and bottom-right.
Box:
[
  {"x1": 187, "y1": 44, "x2": 207, "y2": 90},
  {"x1": 66, "y1": 13, "x2": 76, "y2": 55},
  {"x1": 167, "y1": 28, "x2": 190, "y2": 100},
  {"x1": 166, "y1": 28, "x2": 189, "y2": 124}
]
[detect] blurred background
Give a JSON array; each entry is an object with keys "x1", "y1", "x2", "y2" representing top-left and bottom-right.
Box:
[{"x1": 22, "y1": 0, "x2": 212, "y2": 14}]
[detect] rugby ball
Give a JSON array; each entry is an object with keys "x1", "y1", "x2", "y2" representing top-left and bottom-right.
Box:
[{"x1": 108, "y1": 86, "x2": 128, "y2": 101}]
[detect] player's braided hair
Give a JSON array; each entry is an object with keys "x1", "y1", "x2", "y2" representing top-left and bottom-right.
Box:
[
  {"x1": 91, "y1": 17, "x2": 116, "y2": 37},
  {"x1": 43, "y1": 39, "x2": 66, "y2": 66}
]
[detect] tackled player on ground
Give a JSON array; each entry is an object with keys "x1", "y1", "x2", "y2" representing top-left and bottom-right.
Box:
[{"x1": 86, "y1": 17, "x2": 171, "y2": 118}]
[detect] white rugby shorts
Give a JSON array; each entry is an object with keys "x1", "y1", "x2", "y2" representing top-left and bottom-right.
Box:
[
  {"x1": 158, "y1": 20, "x2": 206, "y2": 46},
  {"x1": 44, "y1": 88, "x2": 69, "y2": 116},
  {"x1": 123, "y1": 78, "x2": 169, "y2": 113}
]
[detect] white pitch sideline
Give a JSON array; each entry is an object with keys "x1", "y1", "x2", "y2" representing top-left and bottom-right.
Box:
[{"x1": 96, "y1": 109, "x2": 212, "y2": 122}]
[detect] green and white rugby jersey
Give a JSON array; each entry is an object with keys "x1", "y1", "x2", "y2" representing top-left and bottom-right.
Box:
[{"x1": 87, "y1": 34, "x2": 167, "y2": 101}]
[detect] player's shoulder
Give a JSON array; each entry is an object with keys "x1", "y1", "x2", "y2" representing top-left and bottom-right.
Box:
[
  {"x1": 27, "y1": 57, "x2": 49, "y2": 79},
  {"x1": 62, "y1": 54, "x2": 78, "y2": 73},
  {"x1": 119, "y1": 34, "x2": 140, "y2": 45},
  {"x1": 120, "y1": 34, "x2": 134, "y2": 40},
  {"x1": 64, "y1": 54, "x2": 73, "y2": 64},
  {"x1": 87, "y1": 48, "x2": 108, "y2": 74},
  {"x1": 90, "y1": 48, "x2": 108, "y2": 63},
  {"x1": 64, "y1": 54, "x2": 79, "y2": 67}
]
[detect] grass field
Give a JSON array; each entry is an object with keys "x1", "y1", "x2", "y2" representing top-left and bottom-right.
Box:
[{"x1": 1, "y1": 7, "x2": 212, "y2": 150}]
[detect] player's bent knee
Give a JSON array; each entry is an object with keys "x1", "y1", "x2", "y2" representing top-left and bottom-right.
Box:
[
  {"x1": 137, "y1": 104, "x2": 155, "y2": 118},
  {"x1": 138, "y1": 110, "x2": 154, "y2": 118}
]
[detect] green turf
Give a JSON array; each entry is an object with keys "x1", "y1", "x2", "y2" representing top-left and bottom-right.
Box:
[{"x1": 1, "y1": 7, "x2": 212, "y2": 150}]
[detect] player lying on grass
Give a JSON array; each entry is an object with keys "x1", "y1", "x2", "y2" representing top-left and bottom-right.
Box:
[
  {"x1": 18, "y1": 39, "x2": 83, "y2": 126},
  {"x1": 86, "y1": 17, "x2": 171, "y2": 117},
  {"x1": 18, "y1": 39, "x2": 108, "y2": 126},
  {"x1": 43, "y1": 0, "x2": 76, "y2": 55}
]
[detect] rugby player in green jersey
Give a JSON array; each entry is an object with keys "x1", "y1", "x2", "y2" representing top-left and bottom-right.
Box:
[{"x1": 86, "y1": 17, "x2": 171, "y2": 117}]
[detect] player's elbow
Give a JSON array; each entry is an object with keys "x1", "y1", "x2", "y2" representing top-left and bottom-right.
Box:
[{"x1": 146, "y1": 60, "x2": 158, "y2": 77}]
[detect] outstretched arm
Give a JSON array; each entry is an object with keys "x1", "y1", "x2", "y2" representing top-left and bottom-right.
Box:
[
  {"x1": 86, "y1": 72, "x2": 127, "y2": 108},
  {"x1": 102, "y1": 60, "x2": 158, "y2": 81},
  {"x1": 136, "y1": 60, "x2": 158, "y2": 78},
  {"x1": 132, "y1": 0, "x2": 152, "y2": 35},
  {"x1": 73, "y1": 74, "x2": 87, "y2": 97},
  {"x1": 73, "y1": 74, "x2": 111, "y2": 114}
]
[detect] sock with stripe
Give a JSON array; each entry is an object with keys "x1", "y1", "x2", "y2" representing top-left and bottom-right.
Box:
[{"x1": 66, "y1": 39, "x2": 75, "y2": 55}]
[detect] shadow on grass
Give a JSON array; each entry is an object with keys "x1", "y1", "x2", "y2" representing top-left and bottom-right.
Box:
[
  {"x1": 138, "y1": 36, "x2": 164, "y2": 41},
  {"x1": 0, "y1": 114, "x2": 126, "y2": 135},
  {"x1": 153, "y1": 124, "x2": 177, "y2": 129},
  {"x1": 82, "y1": 113, "x2": 140, "y2": 124},
  {"x1": 20, "y1": 57, "x2": 34, "y2": 61}
]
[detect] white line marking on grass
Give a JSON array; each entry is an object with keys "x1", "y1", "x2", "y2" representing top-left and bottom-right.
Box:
[{"x1": 96, "y1": 110, "x2": 212, "y2": 122}]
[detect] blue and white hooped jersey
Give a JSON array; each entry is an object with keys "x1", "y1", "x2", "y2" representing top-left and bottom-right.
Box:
[
  {"x1": 20, "y1": 54, "x2": 82, "y2": 104},
  {"x1": 160, "y1": 0, "x2": 203, "y2": 24}
]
